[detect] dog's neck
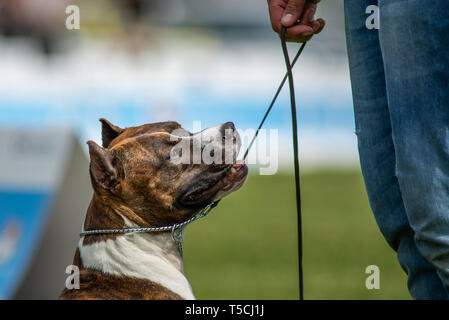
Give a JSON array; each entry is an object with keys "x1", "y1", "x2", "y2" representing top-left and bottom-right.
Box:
[{"x1": 78, "y1": 196, "x2": 195, "y2": 300}]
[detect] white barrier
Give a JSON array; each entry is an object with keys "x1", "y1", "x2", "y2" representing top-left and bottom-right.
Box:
[{"x1": 0, "y1": 128, "x2": 92, "y2": 299}]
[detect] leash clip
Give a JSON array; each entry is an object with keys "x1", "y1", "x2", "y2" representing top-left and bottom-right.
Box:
[
  {"x1": 170, "y1": 201, "x2": 217, "y2": 256},
  {"x1": 172, "y1": 225, "x2": 185, "y2": 257}
]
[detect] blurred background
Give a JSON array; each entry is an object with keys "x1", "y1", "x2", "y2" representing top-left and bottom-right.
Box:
[{"x1": 0, "y1": 0, "x2": 410, "y2": 299}]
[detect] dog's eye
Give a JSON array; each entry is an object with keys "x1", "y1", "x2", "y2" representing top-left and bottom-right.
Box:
[
  {"x1": 167, "y1": 148, "x2": 183, "y2": 161},
  {"x1": 221, "y1": 136, "x2": 237, "y2": 143},
  {"x1": 166, "y1": 138, "x2": 181, "y2": 145}
]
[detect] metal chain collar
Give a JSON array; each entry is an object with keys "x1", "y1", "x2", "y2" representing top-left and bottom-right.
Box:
[{"x1": 79, "y1": 201, "x2": 218, "y2": 256}]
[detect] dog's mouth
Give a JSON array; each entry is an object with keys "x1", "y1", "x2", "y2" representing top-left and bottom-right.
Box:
[{"x1": 180, "y1": 162, "x2": 248, "y2": 207}]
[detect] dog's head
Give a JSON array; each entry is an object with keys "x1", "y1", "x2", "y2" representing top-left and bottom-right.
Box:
[{"x1": 87, "y1": 119, "x2": 248, "y2": 227}]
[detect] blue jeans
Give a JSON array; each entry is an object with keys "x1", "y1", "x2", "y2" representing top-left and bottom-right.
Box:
[{"x1": 344, "y1": 0, "x2": 449, "y2": 299}]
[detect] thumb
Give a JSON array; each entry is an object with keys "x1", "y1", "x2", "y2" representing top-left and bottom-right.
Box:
[{"x1": 281, "y1": 0, "x2": 306, "y2": 27}]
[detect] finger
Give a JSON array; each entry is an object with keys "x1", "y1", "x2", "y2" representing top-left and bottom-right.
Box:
[
  {"x1": 284, "y1": 24, "x2": 314, "y2": 37},
  {"x1": 268, "y1": 0, "x2": 287, "y2": 33},
  {"x1": 299, "y1": 2, "x2": 317, "y2": 26},
  {"x1": 284, "y1": 34, "x2": 313, "y2": 43},
  {"x1": 283, "y1": 18, "x2": 323, "y2": 42},
  {"x1": 281, "y1": 0, "x2": 307, "y2": 27},
  {"x1": 278, "y1": 0, "x2": 324, "y2": 42},
  {"x1": 311, "y1": 20, "x2": 320, "y2": 33},
  {"x1": 315, "y1": 18, "x2": 325, "y2": 33}
]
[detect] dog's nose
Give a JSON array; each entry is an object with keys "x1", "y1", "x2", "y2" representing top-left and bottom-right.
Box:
[
  {"x1": 223, "y1": 122, "x2": 235, "y2": 130},
  {"x1": 221, "y1": 122, "x2": 235, "y2": 136}
]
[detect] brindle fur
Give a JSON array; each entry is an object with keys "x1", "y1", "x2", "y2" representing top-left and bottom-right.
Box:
[
  {"x1": 60, "y1": 119, "x2": 237, "y2": 300},
  {"x1": 59, "y1": 269, "x2": 182, "y2": 300}
]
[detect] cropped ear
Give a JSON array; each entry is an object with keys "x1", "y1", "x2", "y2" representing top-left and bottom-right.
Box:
[
  {"x1": 87, "y1": 140, "x2": 118, "y2": 191},
  {"x1": 99, "y1": 118, "x2": 124, "y2": 148}
]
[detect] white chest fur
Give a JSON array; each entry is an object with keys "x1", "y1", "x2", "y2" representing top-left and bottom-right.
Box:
[{"x1": 78, "y1": 230, "x2": 195, "y2": 300}]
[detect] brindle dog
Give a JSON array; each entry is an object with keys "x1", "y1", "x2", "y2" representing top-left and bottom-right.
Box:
[{"x1": 59, "y1": 119, "x2": 248, "y2": 300}]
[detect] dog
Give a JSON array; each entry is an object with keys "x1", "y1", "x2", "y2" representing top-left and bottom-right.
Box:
[{"x1": 59, "y1": 119, "x2": 248, "y2": 300}]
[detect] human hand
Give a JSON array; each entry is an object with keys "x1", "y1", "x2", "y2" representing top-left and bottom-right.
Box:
[{"x1": 268, "y1": 0, "x2": 325, "y2": 42}]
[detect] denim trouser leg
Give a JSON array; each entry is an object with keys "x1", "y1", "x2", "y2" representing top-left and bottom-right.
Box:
[{"x1": 344, "y1": 0, "x2": 449, "y2": 299}]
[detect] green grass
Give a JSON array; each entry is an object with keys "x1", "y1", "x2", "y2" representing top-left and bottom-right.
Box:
[{"x1": 183, "y1": 170, "x2": 410, "y2": 300}]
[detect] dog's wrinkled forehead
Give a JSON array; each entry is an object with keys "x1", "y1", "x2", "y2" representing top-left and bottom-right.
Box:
[
  {"x1": 107, "y1": 121, "x2": 185, "y2": 149},
  {"x1": 99, "y1": 119, "x2": 241, "y2": 168},
  {"x1": 103, "y1": 119, "x2": 237, "y2": 148}
]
